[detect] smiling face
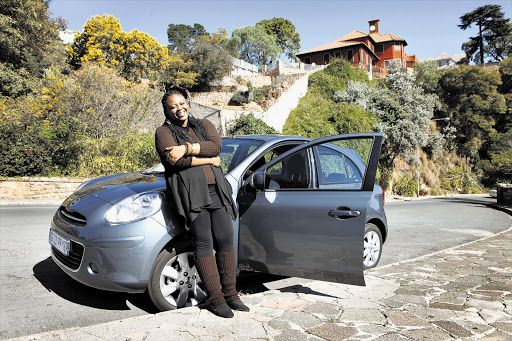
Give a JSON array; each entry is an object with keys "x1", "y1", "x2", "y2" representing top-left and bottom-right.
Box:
[{"x1": 164, "y1": 93, "x2": 189, "y2": 126}]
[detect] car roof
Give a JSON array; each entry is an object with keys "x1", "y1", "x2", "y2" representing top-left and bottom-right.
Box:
[{"x1": 223, "y1": 135, "x2": 311, "y2": 142}]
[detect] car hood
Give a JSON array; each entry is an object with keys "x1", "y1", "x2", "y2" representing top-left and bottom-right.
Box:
[{"x1": 70, "y1": 172, "x2": 166, "y2": 205}]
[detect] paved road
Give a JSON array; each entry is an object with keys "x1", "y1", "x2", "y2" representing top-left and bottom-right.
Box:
[{"x1": 0, "y1": 195, "x2": 510, "y2": 339}]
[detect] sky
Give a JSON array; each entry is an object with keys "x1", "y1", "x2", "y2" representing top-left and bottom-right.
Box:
[{"x1": 49, "y1": 0, "x2": 512, "y2": 61}]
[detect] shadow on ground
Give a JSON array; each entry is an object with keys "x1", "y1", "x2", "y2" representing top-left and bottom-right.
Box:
[{"x1": 33, "y1": 257, "x2": 159, "y2": 313}]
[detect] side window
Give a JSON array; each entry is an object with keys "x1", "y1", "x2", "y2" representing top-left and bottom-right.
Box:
[
  {"x1": 243, "y1": 143, "x2": 299, "y2": 180},
  {"x1": 316, "y1": 146, "x2": 362, "y2": 190},
  {"x1": 266, "y1": 150, "x2": 310, "y2": 189}
]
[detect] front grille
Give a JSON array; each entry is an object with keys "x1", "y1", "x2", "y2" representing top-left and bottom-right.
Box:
[
  {"x1": 52, "y1": 241, "x2": 84, "y2": 271},
  {"x1": 59, "y1": 206, "x2": 87, "y2": 227}
]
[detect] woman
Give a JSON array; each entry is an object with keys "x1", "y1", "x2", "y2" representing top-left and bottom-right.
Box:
[{"x1": 155, "y1": 89, "x2": 249, "y2": 318}]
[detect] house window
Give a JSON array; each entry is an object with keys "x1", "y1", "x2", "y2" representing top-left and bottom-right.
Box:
[
  {"x1": 335, "y1": 51, "x2": 341, "y2": 59},
  {"x1": 324, "y1": 54, "x2": 330, "y2": 64},
  {"x1": 362, "y1": 50, "x2": 365, "y2": 62},
  {"x1": 305, "y1": 57, "x2": 311, "y2": 64},
  {"x1": 347, "y1": 50, "x2": 353, "y2": 61},
  {"x1": 375, "y1": 44, "x2": 383, "y2": 53},
  {"x1": 394, "y1": 43, "x2": 401, "y2": 51}
]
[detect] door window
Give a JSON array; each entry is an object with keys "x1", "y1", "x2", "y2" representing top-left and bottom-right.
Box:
[
  {"x1": 266, "y1": 150, "x2": 310, "y2": 189},
  {"x1": 315, "y1": 146, "x2": 362, "y2": 190}
]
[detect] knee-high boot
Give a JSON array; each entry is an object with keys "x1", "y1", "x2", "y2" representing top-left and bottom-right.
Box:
[
  {"x1": 216, "y1": 251, "x2": 250, "y2": 312},
  {"x1": 195, "y1": 256, "x2": 234, "y2": 318}
]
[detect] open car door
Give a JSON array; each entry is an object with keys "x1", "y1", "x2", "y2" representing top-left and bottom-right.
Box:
[{"x1": 237, "y1": 133, "x2": 383, "y2": 286}]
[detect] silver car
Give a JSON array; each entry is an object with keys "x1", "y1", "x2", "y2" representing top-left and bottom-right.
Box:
[{"x1": 49, "y1": 133, "x2": 387, "y2": 311}]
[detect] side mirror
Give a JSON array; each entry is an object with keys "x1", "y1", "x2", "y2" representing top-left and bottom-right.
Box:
[{"x1": 247, "y1": 171, "x2": 265, "y2": 191}]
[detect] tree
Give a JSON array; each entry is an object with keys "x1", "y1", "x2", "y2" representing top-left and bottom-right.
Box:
[
  {"x1": 120, "y1": 29, "x2": 170, "y2": 80},
  {"x1": 414, "y1": 60, "x2": 443, "y2": 94},
  {"x1": 67, "y1": 15, "x2": 169, "y2": 81},
  {"x1": 335, "y1": 63, "x2": 444, "y2": 185},
  {"x1": 160, "y1": 52, "x2": 198, "y2": 88},
  {"x1": 438, "y1": 65, "x2": 507, "y2": 162},
  {"x1": 459, "y1": 4, "x2": 512, "y2": 64},
  {"x1": 0, "y1": 0, "x2": 66, "y2": 97},
  {"x1": 187, "y1": 39, "x2": 233, "y2": 91},
  {"x1": 167, "y1": 23, "x2": 207, "y2": 52},
  {"x1": 230, "y1": 26, "x2": 281, "y2": 66},
  {"x1": 499, "y1": 57, "x2": 512, "y2": 94},
  {"x1": 256, "y1": 18, "x2": 301, "y2": 61}
]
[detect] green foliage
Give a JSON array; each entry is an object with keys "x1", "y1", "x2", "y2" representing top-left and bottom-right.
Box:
[
  {"x1": 459, "y1": 4, "x2": 512, "y2": 63},
  {"x1": 337, "y1": 66, "x2": 443, "y2": 173},
  {"x1": 284, "y1": 59, "x2": 375, "y2": 142},
  {"x1": 478, "y1": 128, "x2": 512, "y2": 186},
  {"x1": 160, "y1": 52, "x2": 198, "y2": 88},
  {"x1": 226, "y1": 113, "x2": 278, "y2": 135},
  {"x1": 187, "y1": 39, "x2": 233, "y2": 91},
  {"x1": 229, "y1": 26, "x2": 281, "y2": 66},
  {"x1": 309, "y1": 59, "x2": 368, "y2": 98},
  {"x1": 256, "y1": 18, "x2": 301, "y2": 61},
  {"x1": 440, "y1": 164, "x2": 483, "y2": 193},
  {"x1": 393, "y1": 175, "x2": 416, "y2": 197},
  {"x1": 414, "y1": 60, "x2": 443, "y2": 94},
  {"x1": 76, "y1": 132, "x2": 158, "y2": 177},
  {"x1": 252, "y1": 85, "x2": 273, "y2": 102},
  {"x1": 0, "y1": 91, "x2": 83, "y2": 176},
  {"x1": 0, "y1": 0, "x2": 66, "y2": 97},
  {"x1": 499, "y1": 57, "x2": 512, "y2": 94},
  {"x1": 438, "y1": 65, "x2": 507, "y2": 162},
  {"x1": 67, "y1": 15, "x2": 169, "y2": 81},
  {"x1": 167, "y1": 23, "x2": 207, "y2": 52},
  {"x1": 229, "y1": 90, "x2": 254, "y2": 105},
  {"x1": 0, "y1": 64, "x2": 163, "y2": 177}
]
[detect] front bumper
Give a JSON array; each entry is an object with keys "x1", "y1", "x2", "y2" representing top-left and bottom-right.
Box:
[{"x1": 49, "y1": 197, "x2": 174, "y2": 293}]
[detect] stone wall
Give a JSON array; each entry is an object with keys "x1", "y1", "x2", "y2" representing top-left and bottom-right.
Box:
[{"x1": 0, "y1": 177, "x2": 89, "y2": 201}]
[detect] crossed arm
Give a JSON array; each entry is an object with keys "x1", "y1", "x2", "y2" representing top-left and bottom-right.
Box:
[{"x1": 155, "y1": 120, "x2": 221, "y2": 170}]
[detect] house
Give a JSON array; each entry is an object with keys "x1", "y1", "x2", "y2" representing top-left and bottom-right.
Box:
[
  {"x1": 296, "y1": 19, "x2": 418, "y2": 77},
  {"x1": 421, "y1": 53, "x2": 466, "y2": 69}
]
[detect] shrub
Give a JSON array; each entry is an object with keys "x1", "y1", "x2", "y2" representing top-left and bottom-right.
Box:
[
  {"x1": 229, "y1": 90, "x2": 254, "y2": 105},
  {"x1": 226, "y1": 112, "x2": 278, "y2": 135},
  {"x1": 76, "y1": 131, "x2": 159, "y2": 177},
  {"x1": 252, "y1": 85, "x2": 272, "y2": 102},
  {"x1": 393, "y1": 175, "x2": 417, "y2": 197}
]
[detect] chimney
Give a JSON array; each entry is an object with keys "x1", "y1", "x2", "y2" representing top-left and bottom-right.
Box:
[{"x1": 368, "y1": 19, "x2": 380, "y2": 34}]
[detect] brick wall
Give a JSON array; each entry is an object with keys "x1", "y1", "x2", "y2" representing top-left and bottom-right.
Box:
[{"x1": 0, "y1": 177, "x2": 89, "y2": 201}]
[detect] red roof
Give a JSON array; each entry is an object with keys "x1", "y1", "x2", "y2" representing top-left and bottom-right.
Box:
[{"x1": 298, "y1": 28, "x2": 408, "y2": 56}]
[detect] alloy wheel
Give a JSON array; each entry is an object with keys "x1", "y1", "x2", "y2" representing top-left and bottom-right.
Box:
[
  {"x1": 363, "y1": 230, "x2": 381, "y2": 268},
  {"x1": 159, "y1": 251, "x2": 207, "y2": 309}
]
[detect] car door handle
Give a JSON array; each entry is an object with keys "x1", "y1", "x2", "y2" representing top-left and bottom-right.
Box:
[{"x1": 328, "y1": 209, "x2": 361, "y2": 218}]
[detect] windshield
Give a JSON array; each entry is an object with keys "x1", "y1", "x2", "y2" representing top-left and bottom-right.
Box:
[
  {"x1": 220, "y1": 138, "x2": 263, "y2": 173},
  {"x1": 142, "y1": 138, "x2": 264, "y2": 175}
]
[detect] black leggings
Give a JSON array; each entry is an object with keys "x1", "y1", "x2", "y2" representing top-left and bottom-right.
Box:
[{"x1": 189, "y1": 185, "x2": 234, "y2": 259}]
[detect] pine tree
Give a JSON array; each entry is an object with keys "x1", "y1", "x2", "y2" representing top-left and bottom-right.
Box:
[{"x1": 459, "y1": 4, "x2": 512, "y2": 64}]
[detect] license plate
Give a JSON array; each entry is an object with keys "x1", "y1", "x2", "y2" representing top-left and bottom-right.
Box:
[{"x1": 49, "y1": 230, "x2": 70, "y2": 256}]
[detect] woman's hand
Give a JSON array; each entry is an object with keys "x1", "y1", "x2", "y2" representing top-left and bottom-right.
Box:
[
  {"x1": 165, "y1": 145, "x2": 187, "y2": 164},
  {"x1": 211, "y1": 156, "x2": 221, "y2": 168}
]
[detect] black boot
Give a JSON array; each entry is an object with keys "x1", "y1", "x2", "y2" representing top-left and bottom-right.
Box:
[
  {"x1": 195, "y1": 256, "x2": 234, "y2": 318},
  {"x1": 216, "y1": 251, "x2": 250, "y2": 312}
]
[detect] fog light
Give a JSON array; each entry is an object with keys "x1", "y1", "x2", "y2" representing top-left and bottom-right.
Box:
[{"x1": 88, "y1": 263, "x2": 100, "y2": 274}]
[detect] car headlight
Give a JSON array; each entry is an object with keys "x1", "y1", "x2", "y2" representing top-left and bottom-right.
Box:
[{"x1": 105, "y1": 192, "x2": 163, "y2": 225}]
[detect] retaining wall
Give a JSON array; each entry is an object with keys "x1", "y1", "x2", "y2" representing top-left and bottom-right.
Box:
[{"x1": 0, "y1": 177, "x2": 89, "y2": 201}]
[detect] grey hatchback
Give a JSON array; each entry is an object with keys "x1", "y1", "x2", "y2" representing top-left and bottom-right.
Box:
[{"x1": 49, "y1": 133, "x2": 387, "y2": 311}]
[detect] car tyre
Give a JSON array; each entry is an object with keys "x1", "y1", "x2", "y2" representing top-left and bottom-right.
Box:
[
  {"x1": 363, "y1": 223, "x2": 382, "y2": 269},
  {"x1": 148, "y1": 241, "x2": 207, "y2": 311}
]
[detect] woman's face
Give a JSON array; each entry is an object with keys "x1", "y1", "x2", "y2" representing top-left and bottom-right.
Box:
[{"x1": 165, "y1": 94, "x2": 189, "y2": 126}]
